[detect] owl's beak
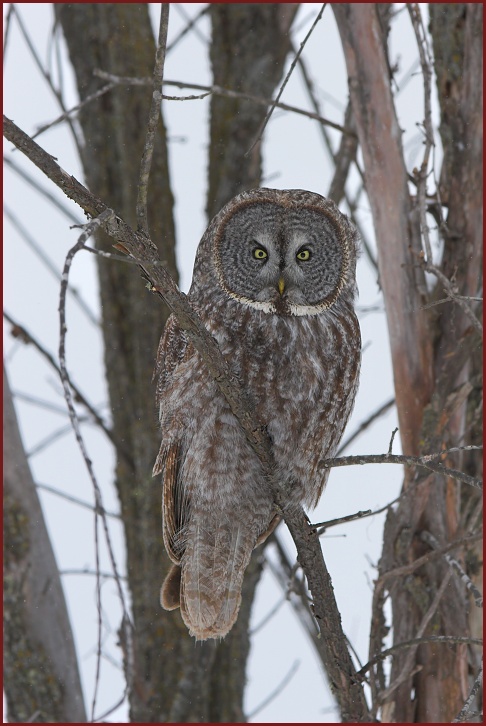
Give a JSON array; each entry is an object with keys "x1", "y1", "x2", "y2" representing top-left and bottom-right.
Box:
[{"x1": 278, "y1": 277, "x2": 285, "y2": 296}]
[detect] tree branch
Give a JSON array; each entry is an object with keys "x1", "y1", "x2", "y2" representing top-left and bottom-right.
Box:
[
  {"x1": 320, "y1": 452, "x2": 482, "y2": 489},
  {"x1": 3, "y1": 114, "x2": 369, "y2": 722},
  {"x1": 93, "y1": 70, "x2": 355, "y2": 136},
  {"x1": 357, "y1": 635, "x2": 483, "y2": 681},
  {"x1": 246, "y1": 3, "x2": 327, "y2": 154},
  {"x1": 3, "y1": 309, "x2": 133, "y2": 468},
  {"x1": 136, "y1": 4, "x2": 170, "y2": 235}
]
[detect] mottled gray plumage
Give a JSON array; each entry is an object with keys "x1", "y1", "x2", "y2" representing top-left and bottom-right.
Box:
[{"x1": 153, "y1": 188, "x2": 361, "y2": 640}]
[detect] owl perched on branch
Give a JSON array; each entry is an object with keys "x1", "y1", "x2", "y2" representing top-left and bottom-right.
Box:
[{"x1": 153, "y1": 188, "x2": 361, "y2": 640}]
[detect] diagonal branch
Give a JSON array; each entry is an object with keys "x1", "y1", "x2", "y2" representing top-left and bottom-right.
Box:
[
  {"x1": 136, "y1": 4, "x2": 170, "y2": 235},
  {"x1": 246, "y1": 3, "x2": 327, "y2": 155},
  {"x1": 3, "y1": 114, "x2": 369, "y2": 723}
]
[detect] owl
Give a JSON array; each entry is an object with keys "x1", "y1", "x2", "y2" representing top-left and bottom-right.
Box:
[{"x1": 153, "y1": 188, "x2": 361, "y2": 640}]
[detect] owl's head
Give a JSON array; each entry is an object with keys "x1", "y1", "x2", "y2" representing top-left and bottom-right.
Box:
[{"x1": 196, "y1": 188, "x2": 359, "y2": 316}]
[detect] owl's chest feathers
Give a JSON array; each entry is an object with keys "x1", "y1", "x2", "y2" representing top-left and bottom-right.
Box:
[
  {"x1": 204, "y1": 304, "x2": 360, "y2": 452},
  {"x1": 161, "y1": 303, "x2": 359, "y2": 499}
]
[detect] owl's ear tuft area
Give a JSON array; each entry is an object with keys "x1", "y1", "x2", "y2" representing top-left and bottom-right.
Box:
[{"x1": 160, "y1": 564, "x2": 182, "y2": 611}]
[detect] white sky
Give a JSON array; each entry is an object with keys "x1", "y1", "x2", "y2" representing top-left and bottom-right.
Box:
[{"x1": 4, "y1": 4, "x2": 438, "y2": 722}]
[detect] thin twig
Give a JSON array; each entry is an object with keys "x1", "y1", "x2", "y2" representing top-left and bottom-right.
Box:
[
  {"x1": 168, "y1": 3, "x2": 208, "y2": 51},
  {"x1": 319, "y1": 452, "x2": 482, "y2": 489},
  {"x1": 358, "y1": 635, "x2": 483, "y2": 680},
  {"x1": 92, "y1": 688, "x2": 129, "y2": 723},
  {"x1": 421, "y1": 295, "x2": 483, "y2": 311},
  {"x1": 36, "y1": 481, "x2": 121, "y2": 519},
  {"x1": 61, "y1": 567, "x2": 126, "y2": 580},
  {"x1": 452, "y1": 658, "x2": 483, "y2": 723},
  {"x1": 387, "y1": 427, "x2": 399, "y2": 455},
  {"x1": 3, "y1": 311, "x2": 133, "y2": 468},
  {"x1": 28, "y1": 419, "x2": 91, "y2": 458},
  {"x1": 31, "y1": 82, "x2": 115, "y2": 141},
  {"x1": 378, "y1": 532, "x2": 482, "y2": 584},
  {"x1": 246, "y1": 3, "x2": 327, "y2": 155},
  {"x1": 12, "y1": 390, "x2": 74, "y2": 416},
  {"x1": 136, "y1": 4, "x2": 170, "y2": 235},
  {"x1": 9, "y1": 4, "x2": 82, "y2": 156},
  {"x1": 90, "y1": 512, "x2": 103, "y2": 722},
  {"x1": 419, "y1": 445, "x2": 483, "y2": 462},
  {"x1": 79, "y1": 243, "x2": 160, "y2": 265},
  {"x1": 57, "y1": 213, "x2": 133, "y2": 680},
  {"x1": 419, "y1": 258, "x2": 483, "y2": 338},
  {"x1": 313, "y1": 509, "x2": 372, "y2": 533},
  {"x1": 408, "y1": 3, "x2": 435, "y2": 264},
  {"x1": 337, "y1": 398, "x2": 395, "y2": 455},
  {"x1": 378, "y1": 572, "x2": 452, "y2": 704},
  {"x1": 3, "y1": 3, "x2": 14, "y2": 59},
  {"x1": 421, "y1": 530, "x2": 483, "y2": 608},
  {"x1": 93, "y1": 70, "x2": 354, "y2": 136},
  {"x1": 292, "y1": 44, "x2": 376, "y2": 271},
  {"x1": 250, "y1": 594, "x2": 287, "y2": 635},
  {"x1": 4, "y1": 204, "x2": 99, "y2": 325},
  {"x1": 4, "y1": 154, "x2": 82, "y2": 224},
  {"x1": 247, "y1": 660, "x2": 301, "y2": 719}
]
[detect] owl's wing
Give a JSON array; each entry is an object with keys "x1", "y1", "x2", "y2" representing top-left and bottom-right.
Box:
[
  {"x1": 155, "y1": 436, "x2": 188, "y2": 609},
  {"x1": 153, "y1": 314, "x2": 194, "y2": 568},
  {"x1": 153, "y1": 312, "x2": 189, "y2": 406}
]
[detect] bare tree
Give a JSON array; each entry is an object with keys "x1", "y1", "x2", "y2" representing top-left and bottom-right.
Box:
[
  {"x1": 4, "y1": 3, "x2": 482, "y2": 723},
  {"x1": 333, "y1": 3, "x2": 483, "y2": 721}
]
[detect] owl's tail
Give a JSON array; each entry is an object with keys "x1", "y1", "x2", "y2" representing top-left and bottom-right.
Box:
[{"x1": 177, "y1": 522, "x2": 253, "y2": 641}]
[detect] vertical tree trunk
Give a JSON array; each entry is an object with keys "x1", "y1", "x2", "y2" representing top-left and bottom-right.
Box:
[
  {"x1": 4, "y1": 364, "x2": 87, "y2": 723},
  {"x1": 57, "y1": 3, "x2": 297, "y2": 721},
  {"x1": 334, "y1": 4, "x2": 482, "y2": 721},
  {"x1": 207, "y1": 3, "x2": 298, "y2": 217},
  {"x1": 333, "y1": 3, "x2": 433, "y2": 459}
]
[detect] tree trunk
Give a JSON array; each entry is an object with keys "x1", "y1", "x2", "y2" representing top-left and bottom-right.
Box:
[
  {"x1": 333, "y1": 3, "x2": 433, "y2": 459},
  {"x1": 335, "y1": 4, "x2": 482, "y2": 721},
  {"x1": 57, "y1": 3, "x2": 297, "y2": 721},
  {"x1": 207, "y1": 3, "x2": 298, "y2": 217},
  {"x1": 3, "y1": 364, "x2": 87, "y2": 723}
]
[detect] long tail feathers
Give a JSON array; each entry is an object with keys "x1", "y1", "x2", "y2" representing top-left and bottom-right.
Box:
[{"x1": 178, "y1": 523, "x2": 252, "y2": 640}]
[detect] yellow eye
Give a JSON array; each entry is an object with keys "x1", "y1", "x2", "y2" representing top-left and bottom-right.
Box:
[
  {"x1": 296, "y1": 248, "x2": 311, "y2": 261},
  {"x1": 253, "y1": 247, "x2": 268, "y2": 260}
]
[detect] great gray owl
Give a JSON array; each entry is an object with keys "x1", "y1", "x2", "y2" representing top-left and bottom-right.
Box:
[{"x1": 153, "y1": 187, "x2": 361, "y2": 640}]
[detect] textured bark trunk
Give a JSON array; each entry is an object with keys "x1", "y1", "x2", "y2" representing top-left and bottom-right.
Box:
[
  {"x1": 57, "y1": 3, "x2": 297, "y2": 721},
  {"x1": 334, "y1": 4, "x2": 482, "y2": 721},
  {"x1": 3, "y1": 365, "x2": 87, "y2": 723},
  {"x1": 333, "y1": 3, "x2": 433, "y2": 459},
  {"x1": 207, "y1": 3, "x2": 299, "y2": 218}
]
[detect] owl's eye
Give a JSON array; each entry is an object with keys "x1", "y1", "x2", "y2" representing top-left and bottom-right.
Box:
[
  {"x1": 296, "y1": 248, "x2": 311, "y2": 261},
  {"x1": 253, "y1": 247, "x2": 268, "y2": 260}
]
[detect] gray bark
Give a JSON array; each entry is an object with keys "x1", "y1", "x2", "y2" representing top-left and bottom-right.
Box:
[{"x1": 3, "y1": 364, "x2": 87, "y2": 723}]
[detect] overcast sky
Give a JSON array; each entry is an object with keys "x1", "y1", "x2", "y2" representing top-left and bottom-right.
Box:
[{"x1": 4, "y1": 4, "x2": 437, "y2": 722}]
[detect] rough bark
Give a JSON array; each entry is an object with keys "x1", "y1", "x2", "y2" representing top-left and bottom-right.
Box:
[
  {"x1": 334, "y1": 4, "x2": 482, "y2": 721},
  {"x1": 333, "y1": 3, "x2": 433, "y2": 458},
  {"x1": 55, "y1": 4, "x2": 199, "y2": 722},
  {"x1": 3, "y1": 364, "x2": 87, "y2": 723},
  {"x1": 56, "y1": 3, "x2": 298, "y2": 721},
  {"x1": 207, "y1": 3, "x2": 298, "y2": 218}
]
